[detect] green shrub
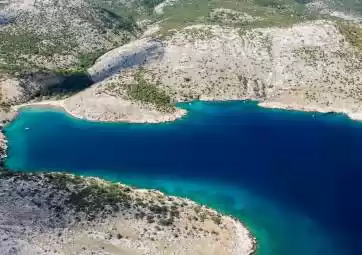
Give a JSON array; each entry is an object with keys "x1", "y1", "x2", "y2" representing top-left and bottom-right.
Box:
[
  {"x1": 127, "y1": 69, "x2": 174, "y2": 112},
  {"x1": 211, "y1": 214, "x2": 222, "y2": 225},
  {"x1": 338, "y1": 23, "x2": 362, "y2": 52}
]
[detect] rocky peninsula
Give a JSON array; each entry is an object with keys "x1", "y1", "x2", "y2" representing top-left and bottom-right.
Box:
[{"x1": 0, "y1": 169, "x2": 255, "y2": 255}]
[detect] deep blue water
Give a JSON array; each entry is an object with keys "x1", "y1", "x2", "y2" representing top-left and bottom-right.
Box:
[{"x1": 5, "y1": 101, "x2": 362, "y2": 255}]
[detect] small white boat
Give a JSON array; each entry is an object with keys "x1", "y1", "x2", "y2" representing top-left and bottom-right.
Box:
[{"x1": 25, "y1": 127, "x2": 30, "y2": 131}]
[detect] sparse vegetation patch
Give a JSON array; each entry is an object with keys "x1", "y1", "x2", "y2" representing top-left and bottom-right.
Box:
[
  {"x1": 128, "y1": 68, "x2": 175, "y2": 112},
  {"x1": 338, "y1": 23, "x2": 362, "y2": 52}
]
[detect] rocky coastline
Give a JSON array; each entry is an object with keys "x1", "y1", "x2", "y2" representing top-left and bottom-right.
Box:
[
  {"x1": 0, "y1": 169, "x2": 256, "y2": 255},
  {"x1": 0, "y1": 110, "x2": 17, "y2": 168},
  {"x1": 258, "y1": 101, "x2": 362, "y2": 121},
  {"x1": 0, "y1": 127, "x2": 7, "y2": 167},
  {"x1": 14, "y1": 98, "x2": 187, "y2": 124}
]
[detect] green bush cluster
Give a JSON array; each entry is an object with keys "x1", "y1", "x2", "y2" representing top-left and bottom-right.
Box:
[
  {"x1": 127, "y1": 69, "x2": 174, "y2": 112},
  {"x1": 0, "y1": 29, "x2": 42, "y2": 59},
  {"x1": 98, "y1": 8, "x2": 139, "y2": 35},
  {"x1": 338, "y1": 23, "x2": 362, "y2": 52},
  {"x1": 65, "y1": 182, "x2": 132, "y2": 214},
  {"x1": 255, "y1": 0, "x2": 286, "y2": 9}
]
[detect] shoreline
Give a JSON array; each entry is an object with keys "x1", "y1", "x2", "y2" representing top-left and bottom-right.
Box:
[
  {"x1": 13, "y1": 100, "x2": 188, "y2": 124},
  {"x1": 258, "y1": 101, "x2": 362, "y2": 121},
  {"x1": 12, "y1": 98, "x2": 362, "y2": 124},
  {"x1": 0, "y1": 169, "x2": 257, "y2": 254}
]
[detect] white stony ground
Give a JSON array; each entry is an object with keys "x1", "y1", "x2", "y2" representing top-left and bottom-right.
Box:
[
  {"x1": 63, "y1": 83, "x2": 187, "y2": 123},
  {"x1": 328, "y1": 11, "x2": 362, "y2": 23},
  {"x1": 0, "y1": 75, "x2": 24, "y2": 103},
  {"x1": 15, "y1": 93, "x2": 187, "y2": 124},
  {"x1": 307, "y1": 0, "x2": 362, "y2": 23},
  {"x1": 154, "y1": 0, "x2": 178, "y2": 15},
  {"x1": 53, "y1": 20, "x2": 362, "y2": 123},
  {"x1": 0, "y1": 171, "x2": 255, "y2": 255},
  {"x1": 89, "y1": 38, "x2": 164, "y2": 83}
]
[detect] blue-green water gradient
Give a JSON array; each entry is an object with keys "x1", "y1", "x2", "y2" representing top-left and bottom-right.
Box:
[{"x1": 5, "y1": 101, "x2": 362, "y2": 255}]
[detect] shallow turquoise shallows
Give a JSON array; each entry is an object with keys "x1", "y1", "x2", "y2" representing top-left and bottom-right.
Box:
[{"x1": 5, "y1": 101, "x2": 362, "y2": 255}]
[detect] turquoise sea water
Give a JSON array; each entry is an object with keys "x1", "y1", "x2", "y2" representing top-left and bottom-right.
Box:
[{"x1": 5, "y1": 101, "x2": 362, "y2": 255}]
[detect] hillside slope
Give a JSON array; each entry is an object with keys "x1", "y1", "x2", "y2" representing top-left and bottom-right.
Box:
[
  {"x1": 0, "y1": 0, "x2": 152, "y2": 120},
  {"x1": 64, "y1": 20, "x2": 362, "y2": 121},
  {"x1": 0, "y1": 0, "x2": 141, "y2": 71}
]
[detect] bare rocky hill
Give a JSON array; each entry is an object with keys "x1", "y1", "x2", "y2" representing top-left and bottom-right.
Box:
[{"x1": 65, "y1": 20, "x2": 362, "y2": 121}]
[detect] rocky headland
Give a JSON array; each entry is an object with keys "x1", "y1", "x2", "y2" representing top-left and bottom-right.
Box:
[{"x1": 0, "y1": 169, "x2": 256, "y2": 255}]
